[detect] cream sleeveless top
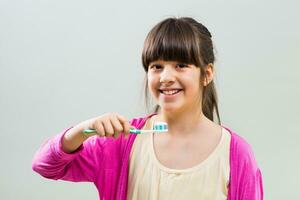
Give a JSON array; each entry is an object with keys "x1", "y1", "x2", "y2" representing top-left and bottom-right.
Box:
[{"x1": 127, "y1": 119, "x2": 231, "y2": 200}]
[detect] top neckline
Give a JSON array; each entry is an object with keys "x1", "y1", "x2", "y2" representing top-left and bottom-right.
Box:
[{"x1": 148, "y1": 114, "x2": 226, "y2": 174}]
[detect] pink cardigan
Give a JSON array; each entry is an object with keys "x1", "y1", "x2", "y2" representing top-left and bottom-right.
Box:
[{"x1": 32, "y1": 113, "x2": 263, "y2": 200}]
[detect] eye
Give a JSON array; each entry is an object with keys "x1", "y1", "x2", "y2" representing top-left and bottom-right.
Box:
[
  {"x1": 149, "y1": 64, "x2": 162, "y2": 70},
  {"x1": 176, "y1": 63, "x2": 188, "y2": 68}
]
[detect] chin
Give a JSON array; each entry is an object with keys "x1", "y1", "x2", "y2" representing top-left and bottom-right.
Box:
[{"x1": 159, "y1": 104, "x2": 183, "y2": 113}]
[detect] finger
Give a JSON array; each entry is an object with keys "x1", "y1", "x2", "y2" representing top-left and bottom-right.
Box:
[
  {"x1": 116, "y1": 114, "x2": 131, "y2": 137},
  {"x1": 102, "y1": 119, "x2": 114, "y2": 137},
  {"x1": 110, "y1": 115, "x2": 124, "y2": 139},
  {"x1": 94, "y1": 120, "x2": 105, "y2": 137},
  {"x1": 123, "y1": 122, "x2": 132, "y2": 137}
]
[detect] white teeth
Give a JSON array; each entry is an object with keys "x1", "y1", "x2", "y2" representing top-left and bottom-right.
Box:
[{"x1": 162, "y1": 90, "x2": 180, "y2": 95}]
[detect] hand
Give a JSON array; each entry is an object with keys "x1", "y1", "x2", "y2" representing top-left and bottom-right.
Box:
[{"x1": 81, "y1": 113, "x2": 132, "y2": 138}]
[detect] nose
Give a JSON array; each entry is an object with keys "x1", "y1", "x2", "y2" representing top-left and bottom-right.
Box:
[{"x1": 160, "y1": 67, "x2": 176, "y2": 84}]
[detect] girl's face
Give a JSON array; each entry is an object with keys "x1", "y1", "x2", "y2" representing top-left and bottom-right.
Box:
[{"x1": 147, "y1": 60, "x2": 203, "y2": 114}]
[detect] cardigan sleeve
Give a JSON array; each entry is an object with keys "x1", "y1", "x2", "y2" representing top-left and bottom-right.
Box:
[
  {"x1": 32, "y1": 127, "x2": 104, "y2": 182},
  {"x1": 242, "y1": 168, "x2": 263, "y2": 199},
  {"x1": 228, "y1": 132, "x2": 264, "y2": 200}
]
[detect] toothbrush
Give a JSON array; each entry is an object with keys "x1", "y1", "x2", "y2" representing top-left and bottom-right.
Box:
[
  {"x1": 129, "y1": 122, "x2": 168, "y2": 134},
  {"x1": 83, "y1": 122, "x2": 168, "y2": 135}
]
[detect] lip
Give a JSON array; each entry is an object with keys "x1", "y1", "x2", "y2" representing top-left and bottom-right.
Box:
[
  {"x1": 158, "y1": 88, "x2": 183, "y2": 92},
  {"x1": 159, "y1": 89, "x2": 182, "y2": 100}
]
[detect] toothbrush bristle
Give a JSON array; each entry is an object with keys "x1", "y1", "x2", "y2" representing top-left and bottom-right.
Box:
[{"x1": 153, "y1": 122, "x2": 168, "y2": 132}]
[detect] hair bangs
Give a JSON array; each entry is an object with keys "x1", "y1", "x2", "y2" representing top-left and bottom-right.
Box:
[{"x1": 142, "y1": 19, "x2": 201, "y2": 71}]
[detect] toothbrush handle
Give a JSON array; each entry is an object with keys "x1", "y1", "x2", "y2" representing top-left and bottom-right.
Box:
[
  {"x1": 82, "y1": 129, "x2": 97, "y2": 134},
  {"x1": 129, "y1": 129, "x2": 154, "y2": 134},
  {"x1": 82, "y1": 129, "x2": 152, "y2": 135}
]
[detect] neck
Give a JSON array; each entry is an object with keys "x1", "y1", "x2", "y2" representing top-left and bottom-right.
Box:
[{"x1": 154, "y1": 107, "x2": 210, "y2": 136}]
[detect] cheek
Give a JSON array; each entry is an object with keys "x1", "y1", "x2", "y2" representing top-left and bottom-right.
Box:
[
  {"x1": 184, "y1": 76, "x2": 201, "y2": 94},
  {"x1": 147, "y1": 76, "x2": 158, "y2": 95}
]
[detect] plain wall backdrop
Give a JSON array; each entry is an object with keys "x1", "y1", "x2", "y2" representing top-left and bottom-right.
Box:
[{"x1": 1, "y1": 0, "x2": 299, "y2": 199}]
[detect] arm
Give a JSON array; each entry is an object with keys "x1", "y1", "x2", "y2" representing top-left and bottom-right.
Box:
[
  {"x1": 240, "y1": 167, "x2": 264, "y2": 200},
  {"x1": 228, "y1": 132, "x2": 264, "y2": 200},
  {"x1": 32, "y1": 127, "x2": 103, "y2": 182},
  {"x1": 32, "y1": 113, "x2": 132, "y2": 182}
]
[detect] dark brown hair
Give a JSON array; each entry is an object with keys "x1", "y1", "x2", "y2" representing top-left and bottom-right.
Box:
[{"x1": 141, "y1": 17, "x2": 221, "y2": 124}]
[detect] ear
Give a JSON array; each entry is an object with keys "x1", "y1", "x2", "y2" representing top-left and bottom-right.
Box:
[{"x1": 202, "y1": 63, "x2": 214, "y2": 86}]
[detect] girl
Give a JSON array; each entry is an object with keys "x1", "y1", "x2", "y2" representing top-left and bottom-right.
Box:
[{"x1": 32, "y1": 17, "x2": 263, "y2": 200}]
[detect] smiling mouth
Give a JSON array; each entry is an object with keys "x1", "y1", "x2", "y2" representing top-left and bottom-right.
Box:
[{"x1": 159, "y1": 89, "x2": 182, "y2": 95}]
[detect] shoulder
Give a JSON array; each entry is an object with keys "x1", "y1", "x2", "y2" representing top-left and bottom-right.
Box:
[
  {"x1": 223, "y1": 126, "x2": 260, "y2": 172},
  {"x1": 223, "y1": 126, "x2": 264, "y2": 199}
]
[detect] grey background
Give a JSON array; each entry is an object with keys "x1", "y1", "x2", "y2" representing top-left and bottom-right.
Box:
[{"x1": 1, "y1": 0, "x2": 299, "y2": 199}]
